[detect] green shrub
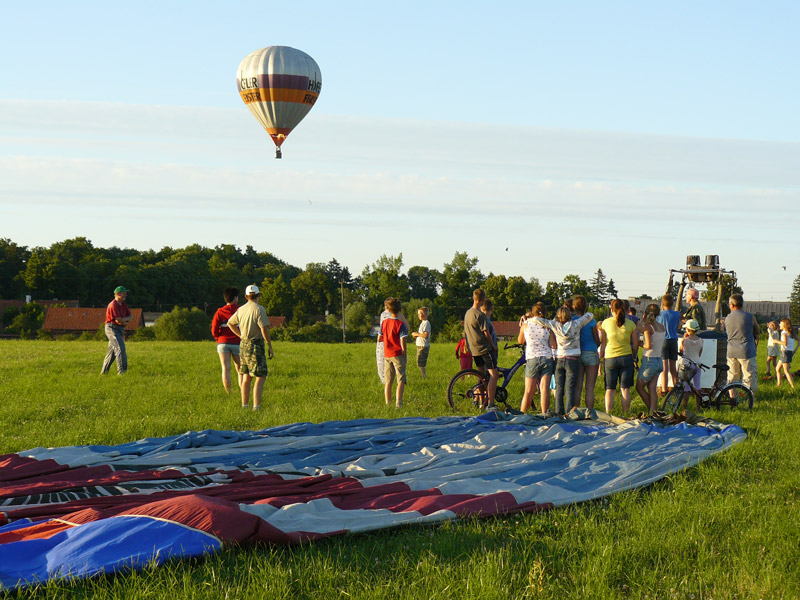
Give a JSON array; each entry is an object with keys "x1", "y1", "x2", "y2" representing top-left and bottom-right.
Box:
[
  {"x1": 80, "y1": 329, "x2": 104, "y2": 341},
  {"x1": 5, "y1": 303, "x2": 45, "y2": 338},
  {"x1": 153, "y1": 307, "x2": 211, "y2": 341},
  {"x1": 131, "y1": 327, "x2": 156, "y2": 341},
  {"x1": 344, "y1": 301, "x2": 374, "y2": 338},
  {"x1": 437, "y1": 316, "x2": 466, "y2": 343},
  {"x1": 272, "y1": 322, "x2": 342, "y2": 343},
  {"x1": 59, "y1": 333, "x2": 80, "y2": 341},
  {"x1": 1, "y1": 306, "x2": 20, "y2": 328}
]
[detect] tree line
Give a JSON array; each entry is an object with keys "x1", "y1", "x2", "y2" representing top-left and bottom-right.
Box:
[
  {"x1": 3, "y1": 237, "x2": 789, "y2": 342},
  {"x1": 0, "y1": 236, "x2": 625, "y2": 315}
]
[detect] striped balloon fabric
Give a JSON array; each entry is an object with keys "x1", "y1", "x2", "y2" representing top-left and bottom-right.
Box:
[
  {"x1": 237, "y1": 46, "x2": 321, "y2": 157},
  {"x1": 0, "y1": 412, "x2": 745, "y2": 590}
]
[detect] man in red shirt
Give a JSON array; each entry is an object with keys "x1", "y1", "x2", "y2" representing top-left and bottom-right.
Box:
[{"x1": 101, "y1": 286, "x2": 132, "y2": 375}]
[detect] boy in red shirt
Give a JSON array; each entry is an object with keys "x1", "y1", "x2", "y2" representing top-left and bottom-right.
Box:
[{"x1": 378, "y1": 297, "x2": 408, "y2": 408}]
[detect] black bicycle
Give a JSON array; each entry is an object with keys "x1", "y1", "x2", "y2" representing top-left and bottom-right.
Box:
[
  {"x1": 447, "y1": 343, "x2": 525, "y2": 413},
  {"x1": 661, "y1": 352, "x2": 754, "y2": 412}
]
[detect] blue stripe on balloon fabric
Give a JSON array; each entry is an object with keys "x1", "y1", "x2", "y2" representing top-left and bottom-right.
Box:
[
  {"x1": 25, "y1": 418, "x2": 743, "y2": 477},
  {"x1": 78, "y1": 417, "x2": 473, "y2": 456},
  {"x1": 25, "y1": 417, "x2": 496, "y2": 471},
  {"x1": 0, "y1": 516, "x2": 220, "y2": 590}
]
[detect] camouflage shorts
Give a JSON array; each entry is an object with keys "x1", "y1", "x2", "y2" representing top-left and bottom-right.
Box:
[
  {"x1": 416, "y1": 345, "x2": 430, "y2": 367},
  {"x1": 239, "y1": 338, "x2": 268, "y2": 377}
]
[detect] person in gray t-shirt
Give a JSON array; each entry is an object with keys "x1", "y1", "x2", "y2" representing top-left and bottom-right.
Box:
[
  {"x1": 723, "y1": 293, "x2": 760, "y2": 393},
  {"x1": 463, "y1": 289, "x2": 499, "y2": 410}
]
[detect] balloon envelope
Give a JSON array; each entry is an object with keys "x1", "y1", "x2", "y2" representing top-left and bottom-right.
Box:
[{"x1": 237, "y1": 46, "x2": 322, "y2": 157}]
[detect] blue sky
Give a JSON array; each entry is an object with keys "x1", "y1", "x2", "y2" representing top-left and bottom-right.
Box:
[{"x1": 1, "y1": 1, "x2": 798, "y2": 300}]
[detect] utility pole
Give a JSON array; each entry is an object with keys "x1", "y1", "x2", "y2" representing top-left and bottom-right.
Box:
[{"x1": 340, "y1": 279, "x2": 346, "y2": 343}]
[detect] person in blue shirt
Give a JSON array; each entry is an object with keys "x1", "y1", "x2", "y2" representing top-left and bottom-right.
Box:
[{"x1": 656, "y1": 294, "x2": 681, "y2": 396}]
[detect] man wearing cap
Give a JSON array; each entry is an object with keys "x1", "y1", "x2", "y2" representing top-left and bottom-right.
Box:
[
  {"x1": 681, "y1": 288, "x2": 706, "y2": 331},
  {"x1": 226, "y1": 284, "x2": 273, "y2": 410},
  {"x1": 101, "y1": 286, "x2": 132, "y2": 375}
]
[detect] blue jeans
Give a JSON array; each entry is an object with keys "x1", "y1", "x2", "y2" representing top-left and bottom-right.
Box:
[
  {"x1": 555, "y1": 357, "x2": 580, "y2": 415},
  {"x1": 101, "y1": 323, "x2": 127, "y2": 374}
]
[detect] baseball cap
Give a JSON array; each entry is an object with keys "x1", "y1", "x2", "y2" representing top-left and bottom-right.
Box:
[
  {"x1": 245, "y1": 284, "x2": 260, "y2": 295},
  {"x1": 114, "y1": 286, "x2": 130, "y2": 294},
  {"x1": 685, "y1": 319, "x2": 700, "y2": 331}
]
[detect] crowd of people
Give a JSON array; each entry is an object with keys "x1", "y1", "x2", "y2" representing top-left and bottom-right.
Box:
[
  {"x1": 98, "y1": 282, "x2": 795, "y2": 415},
  {"x1": 367, "y1": 287, "x2": 787, "y2": 416},
  {"x1": 473, "y1": 288, "x2": 793, "y2": 416}
]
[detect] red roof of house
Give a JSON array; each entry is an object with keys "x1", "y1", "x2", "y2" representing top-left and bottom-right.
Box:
[
  {"x1": 43, "y1": 307, "x2": 143, "y2": 333},
  {"x1": 268, "y1": 316, "x2": 286, "y2": 329},
  {"x1": 493, "y1": 321, "x2": 522, "y2": 339}
]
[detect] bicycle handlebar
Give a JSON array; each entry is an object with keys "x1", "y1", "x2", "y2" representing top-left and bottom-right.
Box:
[{"x1": 677, "y1": 351, "x2": 709, "y2": 370}]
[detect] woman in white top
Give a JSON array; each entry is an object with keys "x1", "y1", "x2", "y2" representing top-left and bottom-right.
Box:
[
  {"x1": 530, "y1": 307, "x2": 594, "y2": 415},
  {"x1": 518, "y1": 302, "x2": 556, "y2": 414},
  {"x1": 775, "y1": 318, "x2": 796, "y2": 389},
  {"x1": 765, "y1": 321, "x2": 780, "y2": 378},
  {"x1": 635, "y1": 303, "x2": 666, "y2": 413}
]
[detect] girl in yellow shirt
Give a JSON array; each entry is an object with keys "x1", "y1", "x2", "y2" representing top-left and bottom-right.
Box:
[{"x1": 599, "y1": 299, "x2": 639, "y2": 414}]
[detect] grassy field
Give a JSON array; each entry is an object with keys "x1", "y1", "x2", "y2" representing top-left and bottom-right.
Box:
[{"x1": 0, "y1": 339, "x2": 798, "y2": 599}]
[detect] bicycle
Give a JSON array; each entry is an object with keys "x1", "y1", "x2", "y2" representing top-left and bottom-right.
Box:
[
  {"x1": 661, "y1": 351, "x2": 754, "y2": 413},
  {"x1": 447, "y1": 343, "x2": 526, "y2": 413}
]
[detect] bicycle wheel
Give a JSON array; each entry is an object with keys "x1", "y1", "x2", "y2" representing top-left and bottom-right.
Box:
[
  {"x1": 447, "y1": 369, "x2": 486, "y2": 411},
  {"x1": 661, "y1": 387, "x2": 684, "y2": 413},
  {"x1": 716, "y1": 383, "x2": 754, "y2": 410}
]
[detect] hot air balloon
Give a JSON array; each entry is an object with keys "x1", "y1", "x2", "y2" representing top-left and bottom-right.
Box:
[{"x1": 237, "y1": 46, "x2": 322, "y2": 159}]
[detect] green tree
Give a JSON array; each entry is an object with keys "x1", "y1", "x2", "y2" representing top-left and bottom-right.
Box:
[
  {"x1": 606, "y1": 278, "x2": 618, "y2": 300},
  {"x1": 290, "y1": 263, "x2": 337, "y2": 324},
  {"x1": 260, "y1": 274, "x2": 294, "y2": 320},
  {"x1": 21, "y1": 243, "x2": 84, "y2": 301},
  {"x1": 325, "y1": 258, "x2": 353, "y2": 287},
  {"x1": 789, "y1": 274, "x2": 800, "y2": 324},
  {"x1": 481, "y1": 274, "x2": 508, "y2": 312},
  {"x1": 0, "y1": 238, "x2": 30, "y2": 299},
  {"x1": 589, "y1": 269, "x2": 609, "y2": 305},
  {"x1": 528, "y1": 277, "x2": 544, "y2": 300},
  {"x1": 438, "y1": 252, "x2": 483, "y2": 314},
  {"x1": 407, "y1": 266, "x2": 441, "y2": 299},
  {"x1": 543, "y1": 281, "x2": 568, "y2": 312},
  {"x1": 502, "y1": 276, "x2": 533, "y2": 319},
  {"x1": 153, "y1": 307, "x2": 211, "y2": 341},
  {"x1": 562, "y1": 274, "x2": 593, "y2": 302},
  {"x1": 359, "y1": 254, "x2": 408, "y2": 310},
  {"x1": 208, "y1": 254, "x2": 248, "y2": 299},
  {"x1": 476, "y1": 273, "x2": 532, "y2": 320}
]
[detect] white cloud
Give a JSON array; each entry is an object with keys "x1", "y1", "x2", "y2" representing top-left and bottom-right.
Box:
[{"x1": 1, "y1": 99, "x2": 798, "y2": 298}]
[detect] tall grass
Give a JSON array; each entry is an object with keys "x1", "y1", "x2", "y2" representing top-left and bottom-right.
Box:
[{"x1": 0, "y1": 339, "x2": 798, "y2": 599}]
